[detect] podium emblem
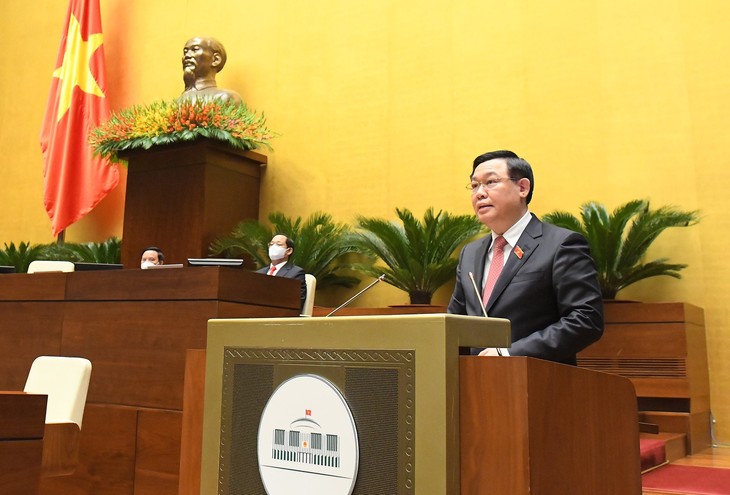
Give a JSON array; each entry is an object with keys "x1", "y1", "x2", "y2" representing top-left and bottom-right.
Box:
[{"x1": 257, "y1": 374, "x2": 359, "y2": 494}]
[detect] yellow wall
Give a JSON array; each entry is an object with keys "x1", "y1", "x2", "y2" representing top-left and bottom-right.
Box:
[{"x1": 2, "y1": 0, "x2": 729, "y2": 441}]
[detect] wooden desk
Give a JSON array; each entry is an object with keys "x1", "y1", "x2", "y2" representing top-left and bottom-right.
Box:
[
  {"x1": 0, "y1": 267, "x2": 299, "y2": 495},
  {"x1": 0, "y1": 392, "x2": 47, "y2": 495}
]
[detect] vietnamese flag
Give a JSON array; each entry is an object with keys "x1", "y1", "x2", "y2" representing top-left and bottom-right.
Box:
[{"x1": 40, "y1": 0, "x2": 119, "y2": 237}]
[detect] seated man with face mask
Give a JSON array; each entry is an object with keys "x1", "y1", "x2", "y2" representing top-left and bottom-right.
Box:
[
  {"x1": 257, "y1": 234, "x2": 307, "y2": 312},
  {"x1": 140, "y1": 247, "x2": 165, "y2": 269}
]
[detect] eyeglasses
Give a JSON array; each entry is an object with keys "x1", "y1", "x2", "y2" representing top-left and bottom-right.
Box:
[{"x1": 467, "y1": 177, "x2": 518, "y2": 193}]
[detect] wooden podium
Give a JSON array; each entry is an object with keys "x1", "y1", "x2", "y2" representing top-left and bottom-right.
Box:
[
  {"x1": 119, "y1": 139, "x2": 267, "y2": 267},
  {"x1": 200, "y1": 315, "x2": 641, "y2": 495}
]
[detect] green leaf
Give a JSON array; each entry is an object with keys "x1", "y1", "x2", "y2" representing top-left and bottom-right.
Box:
[{"x1": 542, "y1": 200, "x2": 700, "y2": 298}]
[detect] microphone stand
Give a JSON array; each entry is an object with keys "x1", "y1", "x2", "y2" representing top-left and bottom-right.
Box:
[{"x1": 326, "y1": 275, "x2": 386, "y2": 317}]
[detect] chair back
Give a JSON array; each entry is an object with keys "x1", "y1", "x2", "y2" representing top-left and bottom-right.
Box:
[
  {"x1": 27, "y1": 260, "x2": 75, "y2": 274},
  {"x1": 302, "y1": 274, "x2": 317, "y2": 316},
  {"x1": 24, "y1": 356, "x2": 92, "y2": 427}
]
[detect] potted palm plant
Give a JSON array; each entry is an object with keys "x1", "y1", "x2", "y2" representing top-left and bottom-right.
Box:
[
  {"x1": 0, "y1": 242, "x2": 46, "y2": 273},
  {"x1": 210, "y1": 211, "x2": 360, "y2": 290},
  {"x1": 540, "y1": 199, "x2": 699, "y2": 299},
  {"x1": 542, "y1": 200, "x2": 709, "y2": 454},
  {"x1": 1, "y1": 237, "x2": 123, "y2": 272},
  {"x1": 350, "y1": 207, "x2": 484, "y2": 305}
]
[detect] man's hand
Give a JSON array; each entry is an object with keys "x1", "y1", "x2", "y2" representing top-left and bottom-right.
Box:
[{"x1": 478, "y1": 348, "x2": 502, "y2": 357}]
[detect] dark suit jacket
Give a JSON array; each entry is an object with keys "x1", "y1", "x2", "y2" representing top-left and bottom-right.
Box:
[
  {"x1": 257, "y1": 262, "x2": 308, "y2": 312},
  {"x1": 447, "y1": 214, "x2": 603, "y2": 364}
]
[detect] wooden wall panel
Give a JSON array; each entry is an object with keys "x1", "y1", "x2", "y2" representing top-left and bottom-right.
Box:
[
  {"x1": 0, "y1": 440, "x2": 43, "y2": 495},
  {"x1": 61, "y1": 301, "x2": 214, "y2": 410},
  {"x1": 39, "y1": 404, "x2": 137, "y2": 495},
  {"x1": 135, "y1": 409, "x2": 182, "y2": 495},
  {"x1": 0, "y1": 392, "x2": 46, "y2": 495},
  {"x1": 0, "y1": 302, "x2": 63, "y2": 390},
  {"x1": 179, "y1": 350, "x2": 205, "y2": 495}
]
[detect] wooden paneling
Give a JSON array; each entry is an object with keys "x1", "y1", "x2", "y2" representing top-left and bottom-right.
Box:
[
  {"x1": 0, "y1": 302, "x2": 64, "y2": 390},
  {"x1": 135, "y1": 410, "x2": 182, "y2": 495},
  {"x1": 62, "y1": 300, "x2": 215, "y2": 410},
  {"x1": 0, "y1": 392, "x2": 46, "y2": 495},
  {"x1": 0, "y1": 272, "x2": 66, "y2": 301},
  {"x1": 179, "y1": 350, "x2": 205, "y2": 495},
  {"x1": 65, "y1": 267, "x2": 298, "y2": 309},
  {"x1": 119, "y1": 140, "x2": 266, "y2": 267},
  {"x1": 604, "y1": 302, "x2": 704, "y2": 325},
  {"x1": 0, "y1": 268, "x2": 300, "y2": 495},
  {"x1": 39, "y1": 404, "x2": 137, "y2": 495},
  {"x1": 460, "y1": 357, "x2": 642, "y2": 495},
  {"x1": 42, "y1": 423, "x2": 81, "y2": 477},
  {"x1": 0, "y1": 439, "x2": 43, "y2": 495},
  {"x1": 0, "y1": 392, "x2": 47, "y2": 438},
  {"x1": 578, "y1": 302, "x2": 711, "y2": 454}
]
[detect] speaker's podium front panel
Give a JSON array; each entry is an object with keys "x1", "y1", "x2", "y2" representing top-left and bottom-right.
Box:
[{"x1": 201, "y1": 314, "x2": 509, "y2": 495}]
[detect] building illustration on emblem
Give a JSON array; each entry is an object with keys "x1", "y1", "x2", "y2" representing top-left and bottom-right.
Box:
[
  {"x1": 270, "y1": 409, "x2": 341, "y2": 468},
  {"x1": 257, "y1": 374, "x2": 359, "y2": 495}
]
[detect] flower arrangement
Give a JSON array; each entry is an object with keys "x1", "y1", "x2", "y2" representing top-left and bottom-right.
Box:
[{"x1": 90, "y1": 99, "x2": 277, "y2": 162}]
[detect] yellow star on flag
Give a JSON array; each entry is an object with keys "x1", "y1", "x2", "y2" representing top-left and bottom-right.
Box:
[{"x1": 52, "y1": 13, "x2": 105, "y2": 121}]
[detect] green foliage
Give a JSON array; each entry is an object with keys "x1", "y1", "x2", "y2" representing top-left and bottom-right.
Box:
[
  {"x1": 541, "y1": 200, "x2": 700, "y2": 299},
  {"x1": 350, "y1": 207, "x2": 485, "y2": 304},
  {"x1": 211, "y1": 212, "x2": 360, "y2": 290},
  {"x1": 90, "y1": 99, "x2": 277, "y2": 163},
  {"x1": 42, "y1": 237, "x2": 123, "y2": 264},
  {"x1": 0, "y1": 242, "x2": 47, "y2": 273},
  {"x1": 0, "y1": 238, "x2": 122, "y2": 272}
]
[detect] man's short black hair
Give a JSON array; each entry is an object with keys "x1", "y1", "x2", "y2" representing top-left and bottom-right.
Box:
[
  {"x1": 141, "y1": 246, "x2": 164, "y2": 262},
  {"x1": 274, "y1": 234, "x2": 295, "y2": 250},
  {"x1": 471, "y1": 149, "x2": 535, "y2": 205}
]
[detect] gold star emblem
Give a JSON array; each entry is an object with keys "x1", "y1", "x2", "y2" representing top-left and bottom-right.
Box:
[{"x1": 52, "y1": 13, "x2": 106, "y2": 121}]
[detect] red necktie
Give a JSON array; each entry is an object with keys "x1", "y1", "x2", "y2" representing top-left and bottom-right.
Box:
[
  {"x1": 267, "y1": 265, "x2": 276, "y2": 276},
  {"x1": 482, "y1": 236, "x2": 507, "y2": 306}
]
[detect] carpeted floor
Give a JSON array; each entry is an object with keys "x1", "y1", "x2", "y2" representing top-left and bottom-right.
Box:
[
  {"x1": 641, "y1": 438, "x2": 667, "y2": 472},
  {"x1": 642, "y1": 464, "x2": 730, "y2": 494}
]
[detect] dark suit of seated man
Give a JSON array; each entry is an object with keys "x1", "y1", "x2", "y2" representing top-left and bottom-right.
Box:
[
  {"x1": 257, "y1": 234, "x2": 307, "y2": 312},
  {"x1": 447, "y1": 150, "x2": 603, "y2": 365}
]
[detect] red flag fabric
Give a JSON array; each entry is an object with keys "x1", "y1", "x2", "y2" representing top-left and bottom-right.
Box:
[{"x1": 40, "y1": 0, "x2": 119, "y2": 237}]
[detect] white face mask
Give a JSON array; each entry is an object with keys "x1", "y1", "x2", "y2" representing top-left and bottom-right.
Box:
[
  {"x1": 141, "y1": 260, "x2": 155, "y2": 269},
  {"x1": 268, "y1": 244, "x2": 288, "y2": 261}
]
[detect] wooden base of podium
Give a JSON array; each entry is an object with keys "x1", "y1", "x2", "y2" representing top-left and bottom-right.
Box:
[
  {"x1": 460, "y1": 357, "x2": 642, "y2": 495},
  {"x1": 120, "y1": 139, "x2": 267, "y2": 267}
]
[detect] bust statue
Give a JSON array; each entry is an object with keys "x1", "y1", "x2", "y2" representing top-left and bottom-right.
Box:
[{"x1": 180, "y1": 36, "x2": 242, "y2": 103}]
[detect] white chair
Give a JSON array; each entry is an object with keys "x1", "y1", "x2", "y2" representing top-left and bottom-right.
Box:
[
  {"x1": 24, "y1": 356, "x2": 92, "y2": 476},
  {"x1": 301, "y1": 274, "x2": 317, "y2": 317},
  {"x1": 27, "y1": 260, "x2": 75, "y2": 274}
]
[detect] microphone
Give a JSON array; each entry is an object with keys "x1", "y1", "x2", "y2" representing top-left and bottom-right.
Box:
[
  {"x1": 468, "y1": 271, "x2": 502, "y2": 356},
  {"x1": 468, "y1": 272, "x2": 489, "y2": 318},
  {"x1": 326, "y1": 274, "x2": 385, "y2": 317}
]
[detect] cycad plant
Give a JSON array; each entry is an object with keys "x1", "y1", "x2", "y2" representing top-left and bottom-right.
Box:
[
  {"x1": 40, "y1": 237, "x2": 122, "y2": 264},
  {"x1": 541, "y1": 200, "x2": 700, "y2": 299},
  {"x1": 351, "y1": 207, "x2": 485, "y2": 304},
  {"x1": 0, "y1": 242, "x2": 47, "y2": 273},
  {"x1": 210, "y1": 211, "x2": 360, "y2": 289}
]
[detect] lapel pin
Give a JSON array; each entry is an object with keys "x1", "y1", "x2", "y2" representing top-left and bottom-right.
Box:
[{"x1": 514, "y1": 245, "x2": 524, "y2": 259}]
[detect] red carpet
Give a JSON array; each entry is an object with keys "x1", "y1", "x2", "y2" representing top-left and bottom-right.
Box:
[
  {"x1": 642, "y1": 465, "x2": 730, "y2": 494},
  {"x1": 640, "y1": 438, "x2": 667, "y2": 472}
]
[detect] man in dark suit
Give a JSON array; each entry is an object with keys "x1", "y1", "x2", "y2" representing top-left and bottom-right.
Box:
[
  {"x1": 447, "y1": 150, "x2": 603, "y2": 364},
  {"x1": 257, "y1": 234, "x2": 307, "y2": 312}
]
